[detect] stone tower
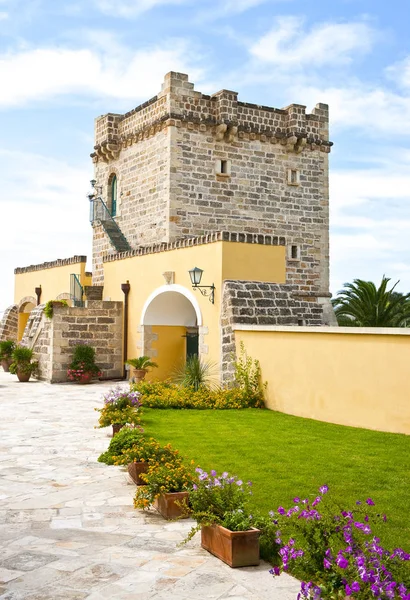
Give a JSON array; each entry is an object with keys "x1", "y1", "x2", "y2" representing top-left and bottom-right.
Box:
[{"x1": 91, "y1": 71, "x2": 333, "y2": 312}]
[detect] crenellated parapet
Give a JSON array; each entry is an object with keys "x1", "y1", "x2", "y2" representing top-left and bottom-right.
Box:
[{"x1": 90, "y1": 72, "x2": 332, "y2": 163}]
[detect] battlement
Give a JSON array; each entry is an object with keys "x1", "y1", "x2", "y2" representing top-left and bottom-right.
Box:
[{"x1": 92, "y1": 72, "x2": 331, "y2": 161}]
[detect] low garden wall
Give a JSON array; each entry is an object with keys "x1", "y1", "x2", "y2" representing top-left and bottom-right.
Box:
[
  {"x1": 234, "y1": 325, "x2": 410, "y2": 435},
  {"x1": 24, "y1": 301, "x2": 123, "y2": 382}
]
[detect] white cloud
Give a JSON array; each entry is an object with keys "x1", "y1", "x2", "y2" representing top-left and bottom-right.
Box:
[
  {"x1": 329, "y1": 158, "x2": 410, "y2": 294},
  {"x1": 285, "y1": 82, "x2": 410, "y2": 136},
  {"x1": 386, "y1": 55, "x2": 410, "y2": 90},
  {"x1": 250, "y1": 17, "x2": 375, "y2": 67},
  {"x1": 0, "y1": 41, "x2": 204, "y2": 108},
  {"x1": 94, "y1": 0, "x2": 188, "y2": 18},
  {"x1": 0, "y1": 149, "x2": 92, "y2": 310}
]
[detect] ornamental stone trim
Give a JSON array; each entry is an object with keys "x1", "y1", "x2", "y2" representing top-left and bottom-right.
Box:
[
  {"x1": 103, "y1": 231, "x2": 286, "y2": 263},
  {"x1": 91, "y1": 113, "x2": 332, "y2": 164},
  {"x1": 15, "y1": 255, "x2": 87, "y2": 274}
]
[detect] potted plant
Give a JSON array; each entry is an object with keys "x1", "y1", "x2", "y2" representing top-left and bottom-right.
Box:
[
  {"x1": 96, "y1": 387, "x2": 142, "y2": 436},
  {"x1": 9, "y1": 345, "x2": 39, "y2": 382},
  {"x1": 43, "y1": 299, "x2": 69, "y2": 319},
  {"x1": 126, "y1": 356, "x2": 158, "y2": 383},
  {"x1": 0, "y1": 340, "x2": 16, "y2": 372},
  {"x1": 134, "y1": 452, "x2": 195, "y2": 519},
  {"x1": 118, "y1": 439, "x2": 181, "y2": 486},
  {"x1": 182, "y1": 468, "x2": 260, "y2": 568},
  {"x1": 67, "y1": 343, "x2": 102, "y2": 384}
]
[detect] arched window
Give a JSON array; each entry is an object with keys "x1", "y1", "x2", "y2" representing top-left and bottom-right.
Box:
[{"x1": 111, "y1": 175, "x2": 117, "y2": 217}]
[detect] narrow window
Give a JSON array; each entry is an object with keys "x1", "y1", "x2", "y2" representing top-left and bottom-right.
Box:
[
  {"x1": 111, "y1": 175, "x2": 117, "y2": 217},
  {"x1": 291, "y1": 245, "x2": 298, "y2": 259},
  {"x1": 287, "y1": 168, "x2": 300, "y2": 186},
  {"x1": 215, "y1": 159, "x2": 231, "y2": 177}
]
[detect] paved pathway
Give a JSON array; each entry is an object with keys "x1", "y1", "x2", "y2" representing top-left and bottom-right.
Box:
[{"x1": 0, "y1": 370, "x2": 300, "y2": 600}]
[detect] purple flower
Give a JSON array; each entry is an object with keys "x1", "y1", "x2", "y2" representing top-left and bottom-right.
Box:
[
  {"x1": 366, "y1": 498, "x2": 375, "y2": 506},
  {"x1": 293, "y1": 496, "x2": 300, "y2": 503},
  {"x1": 336, "y1": 555, "x2": 349, "y2": 569},
  {"x1": 236, "y1": 480, "x2": 243, "y2": 486},
  {"x1": 277, "y1": 506, "x2": 286, "y2": 515},
  {"x1": 324, "y1": 558, "x2": 332, "y2": 569},
  {"x1": 319, "y1": 485, "x2": 329, "y2": 495},
  {"x1": 210, "y1": 469, "x2": 217, "y2": 476}
]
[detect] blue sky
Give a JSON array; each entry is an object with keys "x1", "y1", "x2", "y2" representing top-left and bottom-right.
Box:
[{"x1": 1, "y1": 0, "x2": 410, "y2": 311}]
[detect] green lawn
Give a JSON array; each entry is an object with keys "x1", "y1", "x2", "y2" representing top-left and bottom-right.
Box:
[{"x1": 142, "y1": 408, "x2": 410, "y2": 552}]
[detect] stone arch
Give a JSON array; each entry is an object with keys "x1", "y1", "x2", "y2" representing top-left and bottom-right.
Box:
[
  {"x1": 0, "y1": 304, "x2": 18, "y2": 342},
  {"x1": 18, "y1": 296, "x2": 36, "y2": 312},
  {"x1": 141, "y1": 284, "x2": 202, "y2": 327},
  {"x1": 17, "y1": 296, "x2": 36, "y2": 341},
  {"x1": 56, "y1": 293, "x2": 73, "y2": 306},
  {"x1": 138, "y1": 285, "x2": 203, "y2": 381}
]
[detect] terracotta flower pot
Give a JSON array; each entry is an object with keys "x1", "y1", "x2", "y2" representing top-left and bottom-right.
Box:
[
  {"x1": 153, "y1": 491, "x2": 189, "y2": 520},
  {"x1": 16, "y1": 369, "x2": 31, "y2": 382},
  {"x1": 1, "y1": 358, "x2": 13, "y2": 373},
  {"x1": 112, "y1": 423, "x2": 124, "y2": 437},
  {"x1": 201, "y1": 524, "x2": 260, "y2": 568},
  {"x1": 127, "y1": 461, "x2": 149, "y2": 485},
  {"x1": 133, "y1": 368, "x2": 147, "y2": 383},
  {"x1": 77, "y1": 372, "x2": 93, "y2": 384}
]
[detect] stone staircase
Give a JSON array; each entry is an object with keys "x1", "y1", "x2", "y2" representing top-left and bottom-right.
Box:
[{"x1": 101, "y1": 218, "x2": 131, "y2": 252}]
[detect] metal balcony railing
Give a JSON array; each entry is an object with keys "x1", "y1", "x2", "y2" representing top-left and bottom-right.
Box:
[{"x1": 89, "y1": 197, "x2": 131, "y2": 253}]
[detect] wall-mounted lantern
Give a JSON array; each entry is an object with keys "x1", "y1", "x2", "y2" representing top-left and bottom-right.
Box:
[{"x1": 188, "y1": 267, "x2": 215, "y2": 304}]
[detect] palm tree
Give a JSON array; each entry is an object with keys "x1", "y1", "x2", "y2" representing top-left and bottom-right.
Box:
[{"x1": 332, "y1": 276, "x2": 410, "y2": 327}]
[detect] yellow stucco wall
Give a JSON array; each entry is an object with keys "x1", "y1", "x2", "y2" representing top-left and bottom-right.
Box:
[
  {"x1": 235, "y1": 327, "x2": 410, "y2": 435},
  {"x1": 103, "y1": 242, "x2": 223, "y2": 375},
  {"x1": 150, "y1": 326, "x2": 186, "y2": 381},
  {"x1": 222, "y1": 243, "x2": 286, "y2": 283},
  {"x1": 17, "y1": 311, "x2": 32, "y2": 341},
  {"x1": 14, "y1": 260, "x2": 89, "y2": 306},
  {"x1": 103, "y1": 240, "x2": 286, "y2": 379}
]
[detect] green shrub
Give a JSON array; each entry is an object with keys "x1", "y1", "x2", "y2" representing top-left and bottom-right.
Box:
[
  {"x1": 131, "y1": 380, "x2": 264, "y2": 409},
  {"x1": 0, "y1": 340, "x2": 16, "y2": 360},
  {"x1": 233, "y1": 342, "x2": 266, "y2": 407},
  {"x1": 172, "y1": 355, "x2": 218, "y2": 391},
  {"x1": 43, "y1": 300, "x2": 69, "y2": 319},
  {"x1": 98, "y1": 427, "x2": 144, "y2": 464}
]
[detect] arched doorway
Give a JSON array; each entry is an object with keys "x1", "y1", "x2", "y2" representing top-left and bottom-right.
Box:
[
  {"x1": 140, "y1": 285, "x2": 202, "y2": 381},
  {"x1": 17, "y1": 296, "x2": 36, "y2": 341}
]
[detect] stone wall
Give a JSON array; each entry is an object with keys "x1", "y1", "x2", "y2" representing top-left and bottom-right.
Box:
[
  {"x1": 91, "y1": 71, "x2": 332, "y2": 301},
  {"x1": 50, "y1": 301, "x2": 123, "y2": 382},
  {"x1": 17, "y1": 301, "x2": 123, "y2": 383},
  {"x1": 220, "y1": 280, "x2": 324, "y2": 383},
  {"x1": 92, "y1": 116, "x2": 170, "y2": 284},
  {"x1": 0, "y1": 304, "x2": 18, "y2": 342}
]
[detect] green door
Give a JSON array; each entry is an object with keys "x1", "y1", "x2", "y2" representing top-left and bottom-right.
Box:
[
  {"x1": 186, "y1": 333, "x2": 199, "y2": 359},
  {"x1": 111, "y1": 175, "x2": 117, "y2": 217}
]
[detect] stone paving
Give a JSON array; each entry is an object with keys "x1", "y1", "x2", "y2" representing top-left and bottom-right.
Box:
[{"x1": 0, "y1": 370, "x2": 300, "y2": 599}]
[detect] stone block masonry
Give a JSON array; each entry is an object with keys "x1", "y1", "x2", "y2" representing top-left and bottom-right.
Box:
[
  {"x1": 90, "y1": 71, "x2": 332, "y2": 304},
  {"x1": 220, "y1": 280, "x2": 324, "y2": 383},
  {"x1": 0, "y1": 304, "x2": 18, "y2": 342},
  {"x1": 50, "y1": 301, "x2": 123, "y2": 382},
  {"x1": 20, "y1": 301, "x2": 123, "y2": 383}
]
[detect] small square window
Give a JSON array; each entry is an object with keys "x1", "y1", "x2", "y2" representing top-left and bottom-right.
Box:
[
  {"x1": 287, "y1": 168, "x2": 300, "y2": 186},
  {"x1": 215, "y1": 159, "x2": 231, "y2": 177},
  {"x1": 289, "y1": 244, "x2": 300, "y2": 261}
]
